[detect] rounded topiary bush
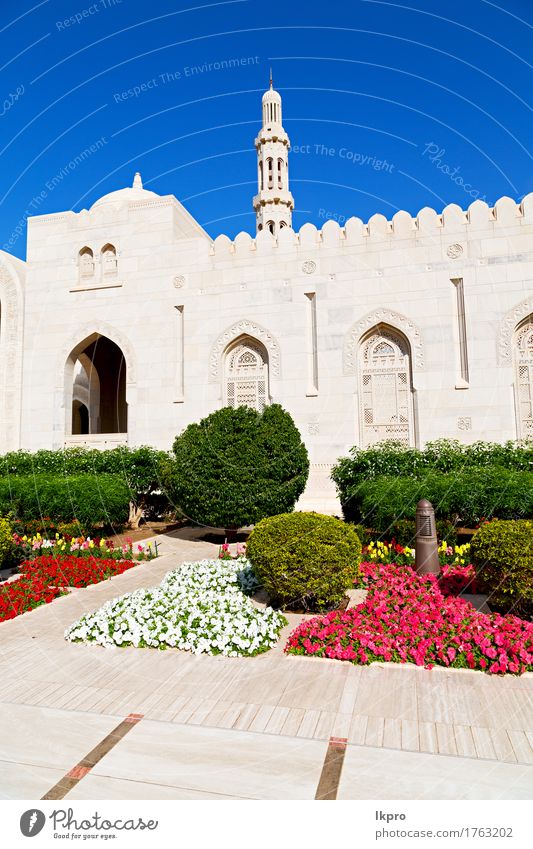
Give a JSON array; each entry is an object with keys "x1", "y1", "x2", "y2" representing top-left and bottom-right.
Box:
[
  {"x1": 164, "y1": 405, "x2": 309, "y2": 530},
  {"x1": 0, "y1": 518, "x2": 13, "y2": 567},
  {"x1": 246, "y1": 511, "x2": 362, "y2": 611},
  {"x1": 470, "y1": 519, "x2": 533, "y2": 617}
]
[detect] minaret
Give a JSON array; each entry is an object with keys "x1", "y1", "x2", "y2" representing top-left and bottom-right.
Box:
[{"x1": 253, "y1": 71, "x2": 294, "y2": 235}]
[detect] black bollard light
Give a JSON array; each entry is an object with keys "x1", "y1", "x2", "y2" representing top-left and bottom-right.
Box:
[{"x1": 415, "y1": 499, "x2": 440, "y2": 576}]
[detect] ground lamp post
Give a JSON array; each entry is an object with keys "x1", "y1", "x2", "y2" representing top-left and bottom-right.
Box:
[{"x1": 415, "y1": 499, "x2": 440, "y2": 575}]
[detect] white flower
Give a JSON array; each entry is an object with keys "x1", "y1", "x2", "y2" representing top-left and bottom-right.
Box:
[{"x1": 64, "y1": 558, "x2": 285, "y2": 657}]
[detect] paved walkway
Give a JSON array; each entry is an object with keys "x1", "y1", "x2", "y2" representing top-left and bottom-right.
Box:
[{"x1": 0, "y1": 528, "x2": 532, "y2": 800}]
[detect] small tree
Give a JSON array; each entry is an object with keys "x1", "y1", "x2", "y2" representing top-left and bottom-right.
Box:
[{"x1": 164, "y1": 404, "x2": 309, "y2": 531}]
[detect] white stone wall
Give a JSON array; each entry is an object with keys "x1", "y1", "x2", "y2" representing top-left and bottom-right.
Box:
[{"x1": 3, "y1": 189, "x2": 533, "y2": 512}]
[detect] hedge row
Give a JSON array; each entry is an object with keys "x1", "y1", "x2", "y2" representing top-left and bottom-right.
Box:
[
  {"x1": 0, "y1": 445, "x2": 168, "y2": 495},
  {"x1": 0, "y1": 446, "x2": 171, "y2": 521},
  {"x1": 0, "y1": 475, "x2": 131, "y2": 529},
  {"x1": 357, "y1": 468, "x2": 533, "y2": 532},
  {"x1": 332, "y1": 439, "x2": 533, "y2": 523}
]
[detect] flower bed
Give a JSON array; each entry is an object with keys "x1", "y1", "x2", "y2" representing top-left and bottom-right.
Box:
[
  {"x1": 12, "y1": 533, "x2": 157, "y2": 562},
  {"x1": 364, "y1": 539, "x2": 470, "y2": 568},
  {"x1": 285, "y1": 562, "x2": 533, "y2": 675},
  {"x1": 0, "y1": 555, "x2": 141, "y2": 623},
  {"x1": 65, "y1": 558, "x2": 286, "y2": 656},
  {"x1": 0, "y1": 575, "x2": 66, "y2": 622},
  {"x1": 20, "y1": 555, "x2": 136, "y2": 589}
]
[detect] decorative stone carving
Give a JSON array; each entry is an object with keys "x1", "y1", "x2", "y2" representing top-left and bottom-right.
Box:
[
  {"x1": 446, "y1": 243, "x2": 464, "y2": 259},
  {"x1": 343, "y1": 308, "x2": 424, "y2": 374},
  {"x1": 457, "y1": 417, "x2": 472, "y2": 431},
  {"x1": 173, "y1": 275, "x2": 185, "y2": 288},
  {"x1": 209, "y1": 319, "x2": 281, "y2": 381},
  {"x1": 301, "y1": 260, "x2": 316, "y2": 275},
  {"x1": 308, "y1": 421, "x2": 319, "y2": 435},
  {"x1": 498, "y1": 297, "x2": 533, "y2": 364}
]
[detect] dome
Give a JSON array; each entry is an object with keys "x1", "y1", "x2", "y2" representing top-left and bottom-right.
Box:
[
  {"x1": 262, "y1": 86, "x2": 281, "y2": 104},
  {"x1": 91, "y1": 172, "x2": 158, "y2": 209}
]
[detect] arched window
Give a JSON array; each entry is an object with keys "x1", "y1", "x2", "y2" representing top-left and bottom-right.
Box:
[
  {"x1": 101, "y1": 243, "x2": 117, "y2": 276},
  {"x1": 279, "y1": 221, "x2": 287, "y2": 229},
  {"x1": 266, "y1": 220, "x2": 275, "y2": 234},
  {"x1": 277, "y1": 158, "x2": 283, "y2": 189},
  {"x1": 225, "y1": 338, "x2": 269, "y2": 412},
  {"x1": 78, "y1": 247, "x2": 94, "y2": 279},
  {"x1": 259, "y1": 160, "x2": 264, "y2": 190},
  {"x1": 267, "y1": 157, "x2": 273, "y2": 189},
  {"x1": 359, "y1": 327, "x2": 414, "y2": 446},
  {"x1": 514, "y1": 316, "x2": 533, "y2": 438}
]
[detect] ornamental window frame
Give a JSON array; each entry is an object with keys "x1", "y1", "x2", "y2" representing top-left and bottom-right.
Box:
[
  {"x1": 223, "y1": 336, "x2": 270, "y2": 412},
  {"x1": 358, "y1": 325, "x2": 415, "y2": 447},
  {"x1": 513, "y1": 315, "x2": 533, "y2": 439}
]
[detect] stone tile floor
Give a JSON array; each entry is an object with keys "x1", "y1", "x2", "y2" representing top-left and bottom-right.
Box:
[{"x1": 0, "y1": 527, "x2": 532, "y2": 800}]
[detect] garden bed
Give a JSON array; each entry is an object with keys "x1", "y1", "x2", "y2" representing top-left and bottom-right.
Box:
[
  {"x1": 0, "y1": 536, "x2": 159, "y2": 623},
  {"x1": 65, "y1": 558, "x2": 287, "y2": 657},
  {"x1": 285, "y1": 562, "x2": 533, "y2": 675}
]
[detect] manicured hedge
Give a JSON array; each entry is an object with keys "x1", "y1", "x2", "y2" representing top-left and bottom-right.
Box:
[
  {"x1": 0, "y1": 446, "x2": 170, "y2": 518},
  {"x1": 164, "y1": 405, "x2": 309, "y2": 530},
  {"x1": 0, "y1": 474, "x2": 131, "y2": 529},
  {"x1": 247, "y1": 511, "x2": 362, "y2": 611},
  {"x1": 356, "y1": 468, "x2": 533, "y2": 532},
  {"x1": 332, "y1": 439, "x2": 533, "y2": 524},
  {"x1": 470, "y1": 519, "x2": 533, "y2": 617}
]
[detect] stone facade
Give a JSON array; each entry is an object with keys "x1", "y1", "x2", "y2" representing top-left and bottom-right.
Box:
[{"x1": 1, "y1": 83, "x2": 533, "y2": 512}]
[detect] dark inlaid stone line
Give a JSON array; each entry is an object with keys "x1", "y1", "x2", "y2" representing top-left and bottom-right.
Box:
[
  {"x1": 41, "y1": 713, "x2": 144, "y2": 800},
  {"x1": 315, "y1": 736, "x2": 348, "y2": 800}
]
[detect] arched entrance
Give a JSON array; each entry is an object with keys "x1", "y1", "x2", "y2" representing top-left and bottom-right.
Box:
[{"x1": 65, "y1": 334, "x2": 128, "y2": 440}]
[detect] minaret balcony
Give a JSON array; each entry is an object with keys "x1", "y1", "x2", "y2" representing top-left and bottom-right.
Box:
[{"x1": 253, "y1": 189, "x2": 294, "y2": 209}]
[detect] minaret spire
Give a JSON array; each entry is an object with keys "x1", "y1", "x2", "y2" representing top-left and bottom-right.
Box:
[{"x1": 253, "y1": 76, "x2": 294, "y2": 235}]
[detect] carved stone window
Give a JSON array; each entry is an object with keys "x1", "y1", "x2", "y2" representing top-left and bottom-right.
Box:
[
  {"x1": 514, "y1": 317, "x2": 533, "y2": 438},
  {"x1": 225, "y1": 338, "x2": 269, "y2": 412},
  {"x1": 101, "y1": 244, "x2": 118, "y2": 277},
  {"x1": 78, "y1": 247, "x2": 94, "y2": 279},
  {"x1": 359, "y1": 327, "x2": 414, "y2": 447}
]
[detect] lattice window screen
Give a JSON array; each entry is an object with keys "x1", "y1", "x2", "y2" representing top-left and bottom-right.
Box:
[
  {"x1": 225, "y1": 340, "x2": 268, "y2": 412},
  {"x1": 515, "y1": 320, "x2": 533, "y2": 438},
  {"x1": 359, "y1": 329, "x2": 413, "y2": 447}
]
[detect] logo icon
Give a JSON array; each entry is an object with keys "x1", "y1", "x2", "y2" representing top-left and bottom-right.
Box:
[{"x1": 20, "y1": 810, "x2": 46, "y2": 837}]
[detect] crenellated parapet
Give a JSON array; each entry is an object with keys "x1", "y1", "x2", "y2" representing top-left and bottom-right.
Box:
[{"x1": 211, "y1": 194, "x2": 533, "y2": 258}]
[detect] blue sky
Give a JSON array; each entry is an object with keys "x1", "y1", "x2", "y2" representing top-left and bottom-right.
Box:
[{"x1": 1, "y1": 0, "x2": 532, "y2": 258}]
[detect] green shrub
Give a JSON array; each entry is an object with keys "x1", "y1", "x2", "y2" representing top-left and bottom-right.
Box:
[
  {"x1": 356, "y1": 468, "x2": 533, "y2": 533},
  {"x1": 164, "y1": 405, "x2": 309, "y2": 530},
  {"x1": 470, "y1": 519, "x2": 533, "y2": 616},
  {"x1": 0, "y1": 518, "x2": 13, "y2": 567},
  {"x1": 0, "y1": 446, "x2": 170, "y2": 519},
  {"x1": 0, "y1": 475, "x2": 131, "y2": 531},
  {"x1": 332, "y1": 439, "x2": 533, "y2": 522},
  {"x1": 246, "y1": 511, "x2": 362, "y2": 611}
]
